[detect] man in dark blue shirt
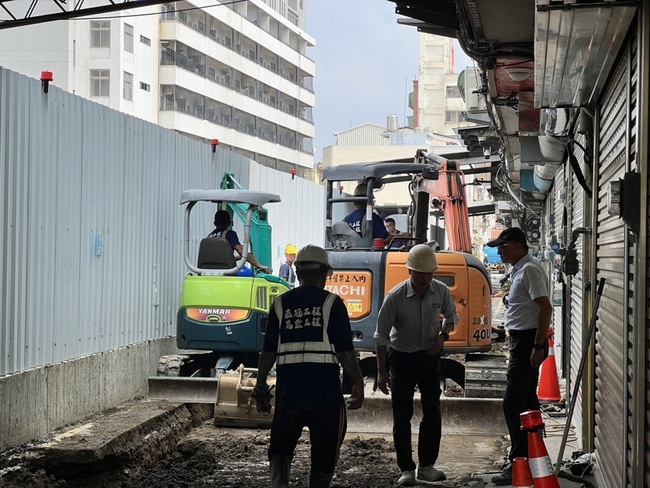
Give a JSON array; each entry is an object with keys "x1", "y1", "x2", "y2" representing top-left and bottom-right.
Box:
[
  {"x1": 208, "y1": 209, "x2": 271, "y2": 273},
  {"x1": 254, "y1": 245, "x2": 365, "y2": 488},
  {"x1": 343, "y1": 183, "x2": 390, "y2": 244}
]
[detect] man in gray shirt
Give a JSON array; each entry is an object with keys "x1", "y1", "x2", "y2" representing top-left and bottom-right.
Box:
[{"x1": 374, "y1": 244, "x2": 457, "y2": 486}]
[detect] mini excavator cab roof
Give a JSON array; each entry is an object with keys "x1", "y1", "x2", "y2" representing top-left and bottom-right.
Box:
[{"x1": 180, "y1": 188, "x2": 281, "y2": 276}]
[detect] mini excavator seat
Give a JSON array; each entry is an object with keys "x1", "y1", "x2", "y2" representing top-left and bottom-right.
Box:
[
  {"x1": 331, "y1": 221, "x2": 361, "y2": 249},
  {"x1": 197, "y1": 237, "x2": 237, "y2": 269}
]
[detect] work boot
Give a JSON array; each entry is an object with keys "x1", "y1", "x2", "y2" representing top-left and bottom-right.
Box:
[
  {"x1": 417, "y1": 465, "x2": 446, "y2": 482},
  {"x1": 270, "y1": 455, "x2": 291, "y2": 488},
  {"x1": 491, "y1": 463, "x2": 512, "y2": 486},
  {"x1": 309, "y1": 470, "x2": 333, "y2": 488},
  {"x1": 397, "y1": 470, "x2": 416, "y2": 486}
]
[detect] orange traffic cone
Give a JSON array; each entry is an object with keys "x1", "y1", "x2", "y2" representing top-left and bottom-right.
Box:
[
  {"x1": 537, "y1": 328, "x2": 561, "y2": 403},
  {"x1": 520, "y1": 410, "x2": 560, "y2": 488},
  {"x1": 512, "y1": 457, "x2": 534, "y2": 487}
]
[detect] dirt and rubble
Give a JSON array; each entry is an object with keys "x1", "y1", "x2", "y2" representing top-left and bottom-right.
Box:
[
  {"x1": 0, "y1": 410, "x2": 509, "y2": 488},
  {"x1": 0, "y1": 359, "x2": 511, "y2": 488}
]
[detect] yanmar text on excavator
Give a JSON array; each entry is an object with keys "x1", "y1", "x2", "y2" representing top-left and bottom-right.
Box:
[{"x1": 322, "y1": 151, "x2": 505, "y2": 397}]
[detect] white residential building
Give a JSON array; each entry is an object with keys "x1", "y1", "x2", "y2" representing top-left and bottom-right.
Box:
[
  {"x1": 0, "y1": 0, "x2": 315, "y2": 173},
  {"x1": 417, "y1": 34, "x2": 473, "y2": 136}
]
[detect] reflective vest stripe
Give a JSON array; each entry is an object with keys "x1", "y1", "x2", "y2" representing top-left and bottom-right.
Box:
[
  {"x1": 275, "y1": 292, "x2": 339, "y2": 366},
  {"x1": 278, "y1": 353, "x2": 339, "y2": 365},
  {"x1": 280, "y1": 341, "x2": 335, "y2": 353}
]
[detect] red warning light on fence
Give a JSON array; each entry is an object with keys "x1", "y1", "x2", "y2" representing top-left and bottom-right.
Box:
[{"x1": 41, "y1": 71, "x2": 53, "y2": 94}]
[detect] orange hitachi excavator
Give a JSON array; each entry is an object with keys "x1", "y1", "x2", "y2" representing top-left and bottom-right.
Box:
[{"x1": 322, "y1": 150, "x2": 505, "y2": 397}]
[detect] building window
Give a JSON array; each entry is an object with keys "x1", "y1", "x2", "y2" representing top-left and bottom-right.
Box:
[
  {"x1": 446, "y1": 85, "x2": 461, "y2": 98},
  {"x1": 140, "y1": 35, "x2": 151, "y2": 46},
  {"x1": 140, "y1": 82, "x2": 150, "y2": 92},
  {"x1": 123, "y1": 72, "x2": 133, "y2": 100},
  {"x1": 445, "y1": 110, "x2": 463, "y2": 123},
  {"x1": 90, "y1": 69, "x2": 110, "y2": 97},
  {"x1": 124, "y1": 24, "x2": 134, "y2": 53},
  {"x1": 90, "y1": 21, "x2": 110, "y2": 48}
]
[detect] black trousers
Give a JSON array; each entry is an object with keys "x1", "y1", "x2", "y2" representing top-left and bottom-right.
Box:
[
  {"x1": 389, "y1": 349, "x2": 442, "y2": 472},
  {"x1": 268, "y1": 406, "x2": 347, "y2": 474},
  {"x1": 504, "y1": 328, "x2": 543, "y2": 460}
]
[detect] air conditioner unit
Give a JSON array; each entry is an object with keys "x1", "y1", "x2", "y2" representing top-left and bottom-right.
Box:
[{"x1": 462, "y1": 67, "x2": 486, "y2": 113}]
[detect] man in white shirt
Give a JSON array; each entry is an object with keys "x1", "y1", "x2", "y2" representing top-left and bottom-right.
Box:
[{"x1": 486, "y1": 227, "x2": 552, "y2": 486}]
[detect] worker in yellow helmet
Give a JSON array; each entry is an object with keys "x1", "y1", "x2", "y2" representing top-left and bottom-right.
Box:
[{"x1": 279, "y1": 243, "x2": 297, "y2": 286}]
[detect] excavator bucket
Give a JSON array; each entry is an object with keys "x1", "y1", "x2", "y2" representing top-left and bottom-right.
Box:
[{"x1": 214, "y1": 364, "x2": 276, "y2": 428}]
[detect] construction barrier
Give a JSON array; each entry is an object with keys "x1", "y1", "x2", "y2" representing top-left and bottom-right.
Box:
[
  {"x1": 520, "y1": 410, "x2": 560, "y2": 488},
  {"x1": 537, "y1": 328, "x2": 561, "y2": 403}
]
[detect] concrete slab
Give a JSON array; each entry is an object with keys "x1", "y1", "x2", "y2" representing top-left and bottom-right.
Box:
[
  {"x1": 0, "y1": 337, "x2": 179, "y2": 452},
  {"x1": 33, "y1": 401, "x2": 197, "y2": 464}
]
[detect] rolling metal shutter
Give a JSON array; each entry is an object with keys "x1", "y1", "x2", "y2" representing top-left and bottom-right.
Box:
[
  {"x1": 593, "y1": 32, "x2": 636, "y2": 488},
  {"x1": 552, "y1": 164, "x2": 566, "y2": 376},
  {"x1": 568, "y1": 132, "x2": 586, "y2": 443}
]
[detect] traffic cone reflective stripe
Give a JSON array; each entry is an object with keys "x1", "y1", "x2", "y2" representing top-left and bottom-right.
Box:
[
  {"x1": 527, "y1": 454, "x2": 557, "y2": 486},
  {"x1": 538, "y1": 328, "x2": 561, "y2": 403},
  {"x1": 520, "y1": 410, "x2": 560, "y2": 488},
  {"x1": 512, "y1": 457, "x2": 534, "y2": 487}
]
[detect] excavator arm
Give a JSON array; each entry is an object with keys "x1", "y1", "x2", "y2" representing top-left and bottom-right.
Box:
[{"x1": 220, "y1": 173, "x2": 273, "y2": 267}]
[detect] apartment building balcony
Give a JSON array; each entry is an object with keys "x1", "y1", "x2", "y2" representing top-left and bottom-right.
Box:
[{"x1": 160, "y1": 7, "x2": 315, "y2": 94}]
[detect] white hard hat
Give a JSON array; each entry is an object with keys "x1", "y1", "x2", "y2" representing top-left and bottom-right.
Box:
[
  {"x1": 295, "y1": 244, "x2": 330, "y2": 268},
  {"x1": 406, "y1": 244, "x2": 438, "y2": 273}
]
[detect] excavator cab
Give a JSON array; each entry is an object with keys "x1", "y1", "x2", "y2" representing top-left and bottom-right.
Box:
[
  {"x1": 322, "y1": 152, "x2": 502, "y2": 396},
  {"x1": 175, "y1": 189, "x2": 290, "y2": 360}
]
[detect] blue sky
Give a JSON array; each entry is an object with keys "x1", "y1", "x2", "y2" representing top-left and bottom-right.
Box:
[{"x1": 307, "y1": 1, "x2": 420, "y2": 163}]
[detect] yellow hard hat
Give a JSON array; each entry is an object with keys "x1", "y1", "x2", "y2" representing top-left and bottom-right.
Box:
[
  {"x1": 284, "y1": 244, "x2": 298, "y2": 255},
  {"x1": 406, "y1": 244, "x2": 438, "y2": 273}
]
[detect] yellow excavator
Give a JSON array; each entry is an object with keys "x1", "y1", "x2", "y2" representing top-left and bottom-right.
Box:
[{"x1": 322, "y1": 151, "x2": 506, "y2": 397}]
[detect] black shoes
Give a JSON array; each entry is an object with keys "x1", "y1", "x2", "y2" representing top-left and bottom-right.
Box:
[{"x1": 491, "y1": 464, "x2": 512, "y2": 486}]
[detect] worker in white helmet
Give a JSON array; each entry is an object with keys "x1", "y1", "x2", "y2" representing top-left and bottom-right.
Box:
[{"x1": 374, "y1": 244, "x2": 457, "y2": 486}]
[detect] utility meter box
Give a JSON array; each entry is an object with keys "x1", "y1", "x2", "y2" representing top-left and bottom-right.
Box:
[{"x1": 607, "y1": 180, "x2": 621, "y2": 216}]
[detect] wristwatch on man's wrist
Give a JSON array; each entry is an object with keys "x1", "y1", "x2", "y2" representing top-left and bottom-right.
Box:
[{"x1": 533, "y1": 343, "x2": 545, "y2": 351}]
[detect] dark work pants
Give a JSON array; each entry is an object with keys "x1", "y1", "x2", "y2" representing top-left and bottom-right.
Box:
[
  {"x1": 389, "y1": 349, "x2": 442, "y2": 472},
  {"x1": 268, "y1": 407, "x2": 347, "y2": 474},
  {"x1": 504, "y1": 329, "x2": 542, "y2": 460}
]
